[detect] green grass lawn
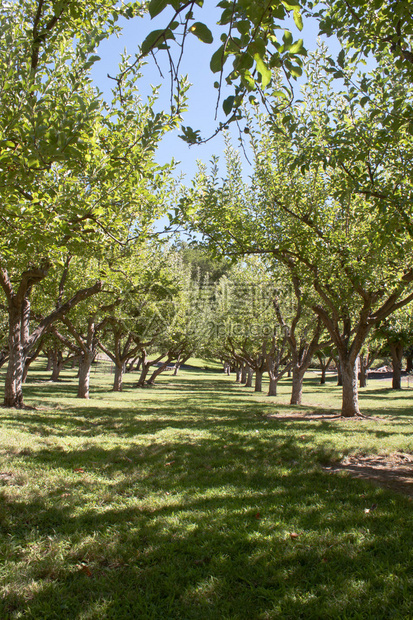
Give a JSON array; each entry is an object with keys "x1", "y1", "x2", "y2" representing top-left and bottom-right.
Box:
[{"x1": 0, "y1": 361, "x2": 412, "y2": 619}]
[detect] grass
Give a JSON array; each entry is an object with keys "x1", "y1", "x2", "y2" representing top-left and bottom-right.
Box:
[{"x1": 0, "y1": 360, "x2": 413, "y2": 619}]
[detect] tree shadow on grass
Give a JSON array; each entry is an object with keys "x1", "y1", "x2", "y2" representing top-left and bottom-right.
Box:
[
  {"x1": 0, "y1": 435, "x2": 412, "y2": 620},
  {"x1": 1, "y1": 369, "x2": 413, "y2": 617}
]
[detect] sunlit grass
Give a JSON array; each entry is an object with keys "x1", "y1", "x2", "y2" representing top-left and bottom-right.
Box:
[{"x1": 0, "y1": 360, "x2": 412, "y2": 618}]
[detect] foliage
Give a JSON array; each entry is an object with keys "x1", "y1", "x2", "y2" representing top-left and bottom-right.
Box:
[{"x1": 135, "y1": 0, "x2": 307, "y2": 142}]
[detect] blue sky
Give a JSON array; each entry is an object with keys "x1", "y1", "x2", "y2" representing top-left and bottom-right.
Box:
[{"x1": 91, "y1": 5, "x2": 338, "y2": 184}]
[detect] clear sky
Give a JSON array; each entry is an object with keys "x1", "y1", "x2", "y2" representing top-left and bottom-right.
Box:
[{"x1": 90, "y1": 5, "x2": 338, "y2": 184}]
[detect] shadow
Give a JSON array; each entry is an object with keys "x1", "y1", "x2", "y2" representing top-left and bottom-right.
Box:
[
  {"x1": 0, "y1": 365, "x2": 413, "y2": 618},
  {"x1": 0, "y1": 435, "x2": 412, "y2": 620}
]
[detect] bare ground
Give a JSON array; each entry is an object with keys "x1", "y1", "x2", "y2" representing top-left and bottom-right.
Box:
[
  {"x1": 323, "y1": 453, "x2": 413, "y2": 498},
  {"x1": 265, "y1": 411, "x2": 413, "y2": 497}
]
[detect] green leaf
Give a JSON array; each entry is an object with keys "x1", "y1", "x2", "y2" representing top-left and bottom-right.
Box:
[
  {"x1": 148, "y1": 0, "x2": 169, "y2": 18},
  {"x1": 189, "y1": 22, "x2": 213, "y2": 44},
  {"x1": 223, "y1": 96, "x2": 235, "y2": 115},
  {"x1": 293, "y1": 9, "x2": 303, "y2": 31},
  {"x1": 254, "y1": 54, "x2": 272, "y2": 88},
  {"x1": 282, "y1": 30, "x2": 293, "y2": 47},
  {"x1": 141, "y1": 29, "x2": 174, "y2": 55},
  {"x1": 337, "y1": 49, "x2": 345, "y2": 68},
  {"x1": 289, "y1": 65, "x2": 302, "y2": 78},
  {"x1": 289, "y1": 39, "x2": 304, "y2": 54},
  {"x1": 210, "y1": 45, "x2": 226, "y2": 72}
]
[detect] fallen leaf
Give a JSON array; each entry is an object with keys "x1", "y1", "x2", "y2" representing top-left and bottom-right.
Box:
[
  {"x1": 73, "y1": 468, "x2": 85, "y2": 473},
  {"x1": 290, "y1": 532, "x2": 299, "y2": 539},
  {"x1": 79, "y1": 565, "x2": 92, "y2": 577},
  {"x1": 165, "y1": 461, "x2": 175, "y2": 466},
  {"x1": 255, "y1": 512, "x2": 261, "y2": 519}
]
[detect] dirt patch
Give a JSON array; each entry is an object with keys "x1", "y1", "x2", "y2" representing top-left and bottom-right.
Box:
[
  {"x1": 323, "y1": 453, "x2": 413, "y2": 497},
  {"x1": 265, "y1": 412, "x2": 413, "y2": 496},
  {"x1": 265, "y1": 411, "x2": 367, "y2": 421}
]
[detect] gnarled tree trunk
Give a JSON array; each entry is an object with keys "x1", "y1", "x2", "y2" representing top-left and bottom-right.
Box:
[
  {"x1": 254, "y1": 368, "x2": 263, "y2": 392},
  {"x1": 389, "y1": 341, "x2": 404, "y2": 390},
  {"x1": 113, "y1": 362, "x2": 125, "y2": 392},
  {"x1": 77, "y1": 351, "x2": 95, "y2": 399},
  {"x1": 4, "y1": 305, "x2": 25, "y2": 408},
  {"x1": 340, "y1": 355, "x2": 360, "y2": 417},
  {"x1": 290, "y1": 366, "x2": 306, "y2": 405},
  {"x1": 244, "y1": 366, "x2": 253, "y2": 387}
]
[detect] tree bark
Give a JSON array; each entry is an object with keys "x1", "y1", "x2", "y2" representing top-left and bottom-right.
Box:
[
  {"x1": 244, "y1": 367, "x2": 253, "y2": 387},
  {"x1": 46, "y1": 350, "x2": 53, "y2": 371},
  {"x1": 51, "y1": 350, "x2": 64, "y2": 382},
  {"x1": 389, "y1": 341, "x2": 404, "y2": 390},
  {"x1": 340, "y1": 356, "x2": 360, "y2": 417},
  {"x1": 359, "y1": 354, "x2": 367, "y2": 388},
  {"x1": 77, "y1": 351, "x2": 95, "y2": 399},
  {"x1": 254, "y1": 368, "x2": 263, "y2": 392},
  {"x1": 317, "y1": 354, "x2": 333, "y2": 385},
  {"x1": 137, "y1": 351, "x2": 151, "y2": 386},
  {"x1": 113, "y1": 363, "x2": 125, "y2": 391},
  {"x1": 290, "y1": 367, "x2": 306, "y2": 405},
  {"x1": 22, "y1": 341, "x2": 43, "y2": 383},
  {"x1": 4, "y1": 306, "x2": 25, "y2": 408},
  {"x1": 335, "y1": 357, "x2": 343, "y2": 386},
  {"x1": 173, "y1": 354, "x2": 182, "y2": 376},
  {"x1": 267, "y1": 375, "x2": 278, "y2": 396}
]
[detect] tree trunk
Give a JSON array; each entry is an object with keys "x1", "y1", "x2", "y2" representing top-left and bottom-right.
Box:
[
  {"x1": 336, "y1": 358, "x2": 343, "y2": 386},
  {"x1": 235, "y1": 366, "x2": 242, "y2": 383},
  {"x1": 77, "y1": 352, "x2": 94, "y2": 399},
  {"x1": 22, "y1": 338, "x2": 45, "y2": 384},
  {"x1": 138, "y1": 361, "x2": 151, "y2": 387},
  {"x1": 340, "y1": 356, "x2": 360, "y2": 417},
  {"x1": 46, "y1": 350, "x2": 53, "y2": 371},
  {"x1": 290, "y1": 367, "x2": 306, "y2": 405},
  {"x1": 113, "y1": 363, "x2": 125, "y2": 392},
  {"x1": 4, "y1": 307, "x2": 25, "y2": 408},
  {"x1": 406, "y1": 353, "x2": 413, "y2": 373},
  {"x1": 241, "y1": 364, "x2": 247, "y2": 383},
  {"x1": 126, "y1": 356, "x2": 139, "y2": 372},
  {"x1": 389, "y1": 342, "x2": 404, "y2": 390},
  {"x1": 147, "y1": 356, "x2": 175, "y2": 385},
  {"x1": 173, "y1": 354, "x2": 181, "y2": 376},
  {"x1": 359, "y1": 354, "x2": 367, "y2": 388},
  {"x1": 51, "y1": 350, "x2": 64, "y2": 382},
  {"x1": 244, "y1": 367, "x2": 253, "y2": 387},
  {"x1": 254, "y1": 369, "x2": 263, "y2": 392},
  {"x1": 267, "y1": 374, "x2": 278, "y2": 396},
  {"x1": 318, "y1": 355, "x2": 332, "y2": 385}
]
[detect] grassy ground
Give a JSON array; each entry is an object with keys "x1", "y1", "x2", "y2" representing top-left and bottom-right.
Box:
[{"x1": 0, "y1": 361, "x2": 412, "y2": 619}]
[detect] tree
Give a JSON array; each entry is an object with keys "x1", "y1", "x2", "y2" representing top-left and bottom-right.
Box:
[
  {"x1": 0, "y1": 1, "x2": 184, "y2": 407},
  {"x1": 272, "y1": 267, "x2": 329, "y2": 404},
  {"x1": 181, "y1": 94, "x2": 413, "y2": 416},
  {"x1": 376, "y1": 306, "x2": 413, "y2": 390}
]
